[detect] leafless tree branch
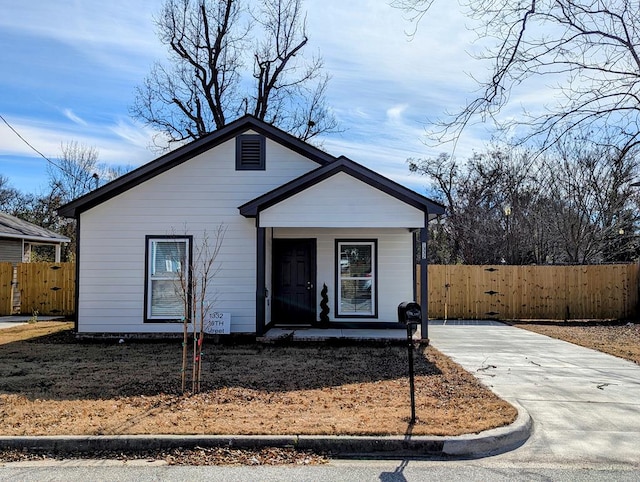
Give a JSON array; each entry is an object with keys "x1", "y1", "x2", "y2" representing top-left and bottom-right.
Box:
[
  {"x1": 131, "y1": 0, "x2": 338, "y2": 148},
  {"x1": 397, "y1": 1, "x2": 640, "y2": 152}
]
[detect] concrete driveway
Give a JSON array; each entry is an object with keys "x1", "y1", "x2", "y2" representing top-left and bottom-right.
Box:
[{"x1": 428, "y1": 321, "x2": 640, "y2": 467}]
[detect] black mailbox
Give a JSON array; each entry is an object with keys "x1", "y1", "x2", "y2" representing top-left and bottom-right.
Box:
[{"x1": 398, "y1": 301, "x2": 421, "y2": 325}]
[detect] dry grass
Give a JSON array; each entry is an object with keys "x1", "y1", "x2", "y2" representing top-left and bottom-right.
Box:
[
  {"x1": 513, "y1": 321, "x2": 640, "y2": 364},
  {"x1": 0, "y1": 322, "x2": 516, "y2": 437}
]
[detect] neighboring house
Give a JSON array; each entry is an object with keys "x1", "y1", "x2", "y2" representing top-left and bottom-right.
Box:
[
  {"x1": 58, "y1": 115, "x2": 444, "y2": 338},
  {"x1": 0, "y1": 212, "x2": 70, "y2": 263}
]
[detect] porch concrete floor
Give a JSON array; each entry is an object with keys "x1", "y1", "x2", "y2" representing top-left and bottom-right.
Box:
[
  {"x1": 259, "y1": 327, "x2": 419, "y2": 342},
  {"x1": 259, "y1": 321, "x2": 505, "y2": 342}
]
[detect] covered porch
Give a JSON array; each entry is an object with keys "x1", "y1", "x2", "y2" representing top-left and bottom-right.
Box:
[{"x1": 239, "y1": 156, "x2": 445, "y2": 339}]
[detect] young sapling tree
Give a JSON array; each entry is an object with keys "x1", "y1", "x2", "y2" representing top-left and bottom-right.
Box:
[{"x1": 174, "y1": 224, "x2": 226, "y2": 393}]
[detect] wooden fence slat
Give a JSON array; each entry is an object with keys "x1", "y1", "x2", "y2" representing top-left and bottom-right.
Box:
[
  {"x1": 17, "y1": 262, "x2": 75, "y2": 316},
  {"x1": 0, "y1": 262, "x2": 14, "y2": 316},
  {"x1": 424, "y1": 264, "x2": 639, "y2": 320}
]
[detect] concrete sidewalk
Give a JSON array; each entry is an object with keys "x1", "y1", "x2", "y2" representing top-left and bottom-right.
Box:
[
  {"x1": 0, "y1": 316, "x2": 66, "y2": 330},
  {"x1": 428, "y1": 321, "x2": 640, "y2": 466}
]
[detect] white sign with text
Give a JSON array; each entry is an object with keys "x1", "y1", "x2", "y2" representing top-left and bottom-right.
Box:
[{"x1": 203, "y1": 312, "x2": 231, "y2": 335}]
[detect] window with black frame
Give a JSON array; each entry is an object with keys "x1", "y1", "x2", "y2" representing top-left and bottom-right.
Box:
[
  {"x1": 146, "y1": 237, "x2": 190, "y2": 321},
  {"x1": 336, "y1": 240, "x2": 376, "y2": 317}
]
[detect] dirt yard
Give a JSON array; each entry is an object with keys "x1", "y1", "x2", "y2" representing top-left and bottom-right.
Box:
[
  {"x1": 513, "y1": 321, "x2": 640, "y2": 364},
  {"x1": 0, "y1": 322, "x2": 516, "y2": 437}
]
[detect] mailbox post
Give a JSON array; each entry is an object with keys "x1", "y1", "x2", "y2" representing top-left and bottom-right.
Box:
[{"x1": 398, "y1": 302, "x2": 422, "y2": 424}]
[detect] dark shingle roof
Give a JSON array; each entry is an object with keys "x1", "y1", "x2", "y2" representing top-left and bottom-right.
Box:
[{"x1": 0, "y1": 213, "x2": 70, "y2": 243}]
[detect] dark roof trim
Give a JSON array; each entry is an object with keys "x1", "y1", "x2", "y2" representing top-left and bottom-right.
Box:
[
  {"x1": 58, "y1": 115, "x2": 335, "y2": 218},
  {"x1": 238, "y1": 156, "x2": 446, "y2": 218}
]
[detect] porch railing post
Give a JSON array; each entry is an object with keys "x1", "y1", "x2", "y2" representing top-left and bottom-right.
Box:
[{"x1": 420, "y1": 215, "x2": 429, "y2": 341}]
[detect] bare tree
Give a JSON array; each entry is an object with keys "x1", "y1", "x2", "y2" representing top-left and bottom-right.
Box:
[
  {"x1": 48, "y1": 141, "x2": 101, "y2": 202},
  {"x1": 48, "y1": 141, "x2": 133, "y2": 201},
  {"x1": 174, "y1": 225, "x2": 227, "y2": 394},
  {"x1": 410, "y1": 147, "x2": 542, "y2": 264},
  {"x1": 0, "y1": 175, "x2": 24, "y2": 214},
  {"x1": 395, "y1": 1, "x2": 640, "y2": 153},
  {"x1": 410, "y1": 134, "x2": 640, "y2": 264},
  {"x1": 131, "y1": 0, "x2": 337, "y2": 148},
  {"x1": 542, "y1": 132, "x2": 639, "y2": 263}
]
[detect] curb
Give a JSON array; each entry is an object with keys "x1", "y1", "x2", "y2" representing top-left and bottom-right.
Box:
[
  {"x1": 0, "y1": 404, "x2": 531, "y2": 459},
  {"x1": 297, "y1": 403, "x2": 532, "y2": 458},
  {"x1": 441, "y1": 402, "x2": 532, "y2": 456}
]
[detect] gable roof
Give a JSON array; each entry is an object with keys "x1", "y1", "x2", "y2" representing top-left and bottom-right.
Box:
[
  {"x1": 58, "y1": 115, "x2": 335, "y2": 218},
  {"x1": 0, "y1": 212, "x2": 70, "y2": 244},
  {"x1": 239, "y1": 156, "x2": 446, "y2": 220}
]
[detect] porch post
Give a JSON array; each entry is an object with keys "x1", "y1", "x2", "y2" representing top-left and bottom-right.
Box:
[
  {"x1": 72, "y1": 219, "x2": 81, "y2": 332},
  {"x1": 54, "y1": 244, "x2": 62, "y2": 263},
  {"x1": 256, "y1": 226, "x2": 266, "y2": 336},
  {"x1": 420, "y1": 214, "x2": 429, "y2": 341}
]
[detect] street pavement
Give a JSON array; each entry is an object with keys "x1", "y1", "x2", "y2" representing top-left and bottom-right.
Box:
[
  {"x1": 427, "y1": 321, "x2": 640, "y2": 467},
  {"x1": 1, "y1": 459, "x2": 638, "y2": 481}
]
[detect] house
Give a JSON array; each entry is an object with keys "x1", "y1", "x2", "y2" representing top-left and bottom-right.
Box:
[
  {"x1": 58, "y1": 115, "x2": 445, "y2": 338},
  {"x1": 0, "y1": 212, "x2": 70, "y2": 263}
]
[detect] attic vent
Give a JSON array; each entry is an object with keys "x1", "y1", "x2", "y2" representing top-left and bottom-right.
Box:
[{"x1": 236, "y1": 135, "x2": 266, "y2": 171}]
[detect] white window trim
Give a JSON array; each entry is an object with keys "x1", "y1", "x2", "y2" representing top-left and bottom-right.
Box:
[
  {"x1": 336, "y1": 240, "x2": 377, "y2": 317},
  {"x1": 145, "y1": 236, "x2": 190, "y2": 321}
]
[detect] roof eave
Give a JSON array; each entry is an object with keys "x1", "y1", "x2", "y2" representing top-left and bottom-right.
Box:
[
  {"x1": 58, "y1": 115, "x2": 335, "y2": 219},
  {"x1": 238, "y1": 156, "x2": 446, "y2": 218},
  {"x1": 0, "y1": 233, "x2": 70, "y2": 244}
]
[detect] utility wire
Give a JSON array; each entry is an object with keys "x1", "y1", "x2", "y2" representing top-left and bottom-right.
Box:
[{"x1": 0, "y1": 113, "x2": 88, "y2": 187}]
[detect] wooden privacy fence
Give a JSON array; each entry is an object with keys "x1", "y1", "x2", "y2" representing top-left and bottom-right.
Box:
[
  {"x1": 420, "y1": 264, "x2": 639, "y2": 320},
  {"x1": 1, "y1": 262, "x2": 638, "y2": 319},
  {"x1": 0, "y1": 263, "x2": 13, "y2": 315},
  {"x1": 0, "y1": 262, "x2": 75, "y2": 316}
]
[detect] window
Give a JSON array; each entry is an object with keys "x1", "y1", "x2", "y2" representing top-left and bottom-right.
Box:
[
  {"x1": 145, "y1": 236, "x2": 191, "y2": 321},
  {"x1": 236, "y1": 134, "x2": 265, "y2": 170},
  {"x1": 336, "y1": 240, "x2": 377, "y2": 317}
]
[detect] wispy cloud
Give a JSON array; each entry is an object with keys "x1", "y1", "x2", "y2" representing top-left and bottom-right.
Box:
[
  {"x1": 0, "y1": 114, "x2": 153, "y2": 174},
  {"x1": 386, "y1": 104, "x2": 409, "y2": 123},
  {"x1": 63, "y1": 109, "x2": 87, "y2": 126},
  {"x1": 0, "y1": 1, "x2": 162, "y2": 78},
  {"x1": 0, "y1": 0, "x2": 551, "y2": 196}
]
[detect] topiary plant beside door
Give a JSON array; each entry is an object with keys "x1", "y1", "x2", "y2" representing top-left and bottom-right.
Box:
[{"x1": 319, "y1": 283, "x2": 330, "y2": 328}]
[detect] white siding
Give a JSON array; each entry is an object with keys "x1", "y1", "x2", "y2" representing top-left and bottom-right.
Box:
[
  {"x1": 272, "y1": 228, "x2": 414, "y2": 323},
  {"x1": 260, "y1": 173, "x2": 425, "y2": 228},
  {"x1": 77, "y1": 135, "x2": 319, "y2": 334}
]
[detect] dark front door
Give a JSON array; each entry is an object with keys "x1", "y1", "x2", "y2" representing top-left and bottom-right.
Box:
[{"x1": 272, "y1": 239, "x2": 316, "y2": 324}]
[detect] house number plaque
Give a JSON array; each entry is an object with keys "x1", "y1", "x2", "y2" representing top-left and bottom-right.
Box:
[{"x1": 204, "y1": 312, "x2": 231, "y2": 335}]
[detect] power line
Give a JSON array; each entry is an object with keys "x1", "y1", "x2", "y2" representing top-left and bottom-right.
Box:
[
  {"x1": 0, "y1": 114, "x2": 62, "y2": 168},
  {"x1": 0, "y1": 113, "x2": 87, "y2": 187}
]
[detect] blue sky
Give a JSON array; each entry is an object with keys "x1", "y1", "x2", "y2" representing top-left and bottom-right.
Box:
[{"x1": 0, "y1": 0, "x2": 502, "y2": 197}]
